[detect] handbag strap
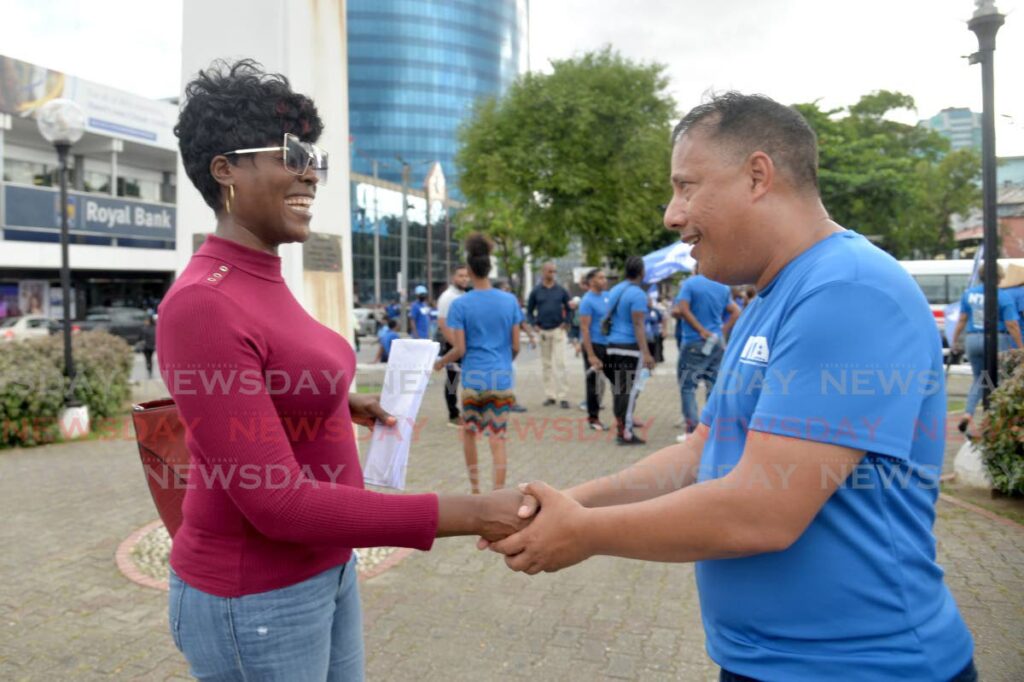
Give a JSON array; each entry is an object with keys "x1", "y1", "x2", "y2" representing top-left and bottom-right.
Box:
[{"x1": 602, "y1": 282, "x2": 638, "y2": 328}]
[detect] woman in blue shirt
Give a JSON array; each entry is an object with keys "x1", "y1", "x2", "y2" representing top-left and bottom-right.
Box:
[
  {"x1": 951, "y1": 264, "x2": 1023, "y2": 435},
  {"x1": 434, "y1": 234, "x2": 523, "y2": 492}
]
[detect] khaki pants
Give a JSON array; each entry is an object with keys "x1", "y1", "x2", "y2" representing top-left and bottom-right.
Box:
[{"x1": 539, "y1": 327, "x2": 569, "y2": 401}]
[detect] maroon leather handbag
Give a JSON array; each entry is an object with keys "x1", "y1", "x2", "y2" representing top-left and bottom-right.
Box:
[{"x1": 130, "y1": 398, "x2": 189, "y2": 538}]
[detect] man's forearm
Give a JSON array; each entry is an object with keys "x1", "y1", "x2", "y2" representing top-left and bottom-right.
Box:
[
  {"x1": 580, "y1": 476, "x2": 784, "y2": 563},
  {"x1": 1008, "y1": 320, "x2": 1023, "y2": 349},
  {"x1": 567, "y1": 429, "x2": 705, "y2": 507}
]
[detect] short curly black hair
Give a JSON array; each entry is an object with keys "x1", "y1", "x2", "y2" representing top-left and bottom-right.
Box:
[{"x1": 174, "y1": 59, "x2": 324, "y2": 211}]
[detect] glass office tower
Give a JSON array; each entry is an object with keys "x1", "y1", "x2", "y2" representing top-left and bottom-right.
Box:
[{"x1": 347, "y1": 0, "x2": 528, "y2": 199}]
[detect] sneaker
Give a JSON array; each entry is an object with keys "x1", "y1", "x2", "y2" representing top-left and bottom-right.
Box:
[
  {"x1": 542, "y1": 398, "x2": 556, "y2": 407},
  {"x1": 578, "y1": 401, "x2": 587, "y2": 412},
  {"x1": 510, "y1": 403, "x2": 528, "y2": 413},
  {"x1": 560, "y1": 400, "x2": 571, "y2": 409},
  {"x1": 588, "y1": 418, "x2": 607, "y2": 431},
  {"x1": 616, "y1": 434, "x2": 646, "y2": 446},
  {"x1": 675, "y1": 432, "x2": 689, "y2": 443},
  {"x1": 448, "y1": 417, "x2": 464, "y2": 428}
]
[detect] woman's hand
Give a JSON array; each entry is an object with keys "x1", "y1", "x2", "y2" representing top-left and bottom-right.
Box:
[
  {"x1": 348, "y1": 393, "x2": 396, "y2": 429},
  {"x1": 476, "y1": 488, "x2": 538, "y2": 542}
]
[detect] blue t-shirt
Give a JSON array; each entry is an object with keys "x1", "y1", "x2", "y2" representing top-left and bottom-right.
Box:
[
  {"x1": 605, "y1": 281, "x2": 647, "y2": 345},
  {"x1": 644, "y1": 306, "x2": 663, "y2": 341},
  {"x1": 1004, "y1": 285, "x2": 1024, "y2": 331},
  {"x1": 578, "y1": 291, "x2": 610, "y2": 345},
  {"x1": 385, "y1": 303, "x2": 399, "y2": 320},
  {"x1": 446, "y1": 289, "x2": 523, "y2": 391},
  {"x1": 379, "y1": 329, "x2": 399, "y2": 360},
  {"x1": 676, "y1": 274, "x2": 731, "y2": 344},
  {"x1": 696, "y1": 231, "x2": 972, "y2": 680},
  {"x1": 410, "y1": 301, "x2": 431, "y2": 339},
  {"x1": 959, "y1": 284, "x2": 1017, "y2": 334}
]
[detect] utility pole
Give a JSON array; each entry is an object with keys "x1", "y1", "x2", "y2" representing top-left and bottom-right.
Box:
[
  {"x1": 371, "y1": 159, "x2": 381, "y2": 307},
  {"x1": 398, "y1": 158, "x2": 410, "y2": 334}
]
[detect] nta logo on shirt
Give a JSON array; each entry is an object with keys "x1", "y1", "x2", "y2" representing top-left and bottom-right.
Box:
[{"x1": 740, "y1": 335, "x2": 771, "y2": 365}]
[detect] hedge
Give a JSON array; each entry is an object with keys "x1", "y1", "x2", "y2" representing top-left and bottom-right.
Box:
[
  {"x1": 977, "y1": 348, "x2": 1024, "y2": 496},
  {"x1": 0, "y1": 331, "x2": 134, "y2": 448}
]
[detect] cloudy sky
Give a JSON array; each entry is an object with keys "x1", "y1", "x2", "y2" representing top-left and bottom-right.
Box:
[{"x1": 2, "y1": 0, "x2": 1022, "y2": 153}]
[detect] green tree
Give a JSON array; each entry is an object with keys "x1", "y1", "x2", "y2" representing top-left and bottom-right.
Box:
[
  {"x1": 795, "y1": 91, "x2": 980, "y2": 258},
  {"x1": 456, "y1": 48, "x2": 677, "y2": 267}
]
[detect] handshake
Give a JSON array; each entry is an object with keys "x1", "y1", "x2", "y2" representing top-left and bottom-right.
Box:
[{"x1": 440, "y1": 482, "x2": 593, "y2": 575}]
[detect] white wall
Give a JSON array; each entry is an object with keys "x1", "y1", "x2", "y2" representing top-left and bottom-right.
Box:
[{"x1": 177, "y1": 0, "x2": 353, "y2": 337}]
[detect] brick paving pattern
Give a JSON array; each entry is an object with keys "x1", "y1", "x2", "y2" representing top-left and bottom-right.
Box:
[{"x1": 0, "y1": 344, "x2": 1020, "y2": 680}]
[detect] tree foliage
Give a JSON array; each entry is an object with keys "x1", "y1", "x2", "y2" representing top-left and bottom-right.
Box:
[
  {"x1": 795, "y1": 91, "x2": 981, "y2": 258},
  {"x1": 456, "y1": 48, "x2": 677, "y2": 268}
]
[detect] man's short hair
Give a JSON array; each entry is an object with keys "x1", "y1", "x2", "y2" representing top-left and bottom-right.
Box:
[
  {"x1": 584, "y1": 267, "x2": 602, "y2": 285},
  {"x1": 451, "y1": 263, "x2": 468, "y2": 275},
  {"x1": 672, "y1": 92, "x2": 819, "y2": 193},
  {"x1": 624, "y1": 256, "x2": 644, "y2": 280}
]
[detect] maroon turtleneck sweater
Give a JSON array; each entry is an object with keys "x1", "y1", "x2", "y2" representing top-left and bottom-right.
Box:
[{"x1": 157, "y1": 235, "x2": 438, "y2": 597}]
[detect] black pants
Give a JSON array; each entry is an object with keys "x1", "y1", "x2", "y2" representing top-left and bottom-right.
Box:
[
  {"x1": 720, "y1": 659, "x2": 978, "y2": 682},
  {"x1": 605, "y1": 343, "x2": 641, "y2": 437},
  {"x1": 584, "y1": 344, "x2": 608, "y2": 420},
  {"x1": 143, "y1": 349, "x2": 154, "y2": 378},
  {"x1": 440, "y1": 340, "x2": 460, "y2": 419}
]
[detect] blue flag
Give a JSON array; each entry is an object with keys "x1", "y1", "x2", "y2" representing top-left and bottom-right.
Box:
[{"x1": 643, "y1": 241, "x2": 695, "y2": 284}]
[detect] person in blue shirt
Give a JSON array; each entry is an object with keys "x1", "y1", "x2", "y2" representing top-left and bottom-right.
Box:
[
  {"x1": 409, "y1": 285, "x2": 431, "y2": 339},
  {"x1": 644, "y1": 292, "x2": 666, "y2": 363},
  {"x1": 673, "y1": 264, "x2": 741, "y2": 441},
  {"x1": 604, "y1": 256, "x2": 654, "y2": 445},
  {"x1": 950, "y1": 264, "x2": 1023, "y2": 435},
  {"x1": 999, "y1": 263, "x2": 1024, "y2": 339},
  {"x1": 578, "y1": 268, "x2": 610, "y2": 431},
  {"x1": 384, "y1": 301, "x2": 400, "y2": 323},
  {"x1": 434, "y1": 234, "x2": 522, "y2": 493},
  {"x1": 487, "y1": 92, "x2": 977, "y2": 682},
  {"x1": 373, "y1": 318, "x2": 400, "y2": 364}
]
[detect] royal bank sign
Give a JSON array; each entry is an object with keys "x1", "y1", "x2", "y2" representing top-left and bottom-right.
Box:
[{"x1": 4, "y1": 184, "x2": 176, "y2": 243}]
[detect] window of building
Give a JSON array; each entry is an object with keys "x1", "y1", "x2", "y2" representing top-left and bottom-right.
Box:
[
  {"x1": 3, "y1": 158, "x2": 73, "y2": 187},
  {"x1": 117, "y1": 176, "x2": 160, "y2": 202}
]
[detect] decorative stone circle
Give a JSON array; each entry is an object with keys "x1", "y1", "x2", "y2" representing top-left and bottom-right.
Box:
[{"x1": 116, "y1": 521, "x2": 414, "y2": 591}]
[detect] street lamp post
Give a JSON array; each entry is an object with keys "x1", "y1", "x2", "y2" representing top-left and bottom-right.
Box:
[
  {"x1": 36, "y1": 98, "x2": 89, "y2": 436},
  {"x1": 397, "y1": 157, "x2": 411, "y2": 334},
  {"x1": 968, "y1": 0, "x2": 1005, "y2": 409}
]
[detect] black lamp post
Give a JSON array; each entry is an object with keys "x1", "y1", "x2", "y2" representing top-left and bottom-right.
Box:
[
  {"x1": 967, "y1": 0, "x2": 1005, "y2": 409},
  {"x1": 36, "y1": 98, "x2": 85, "y2": 411}
]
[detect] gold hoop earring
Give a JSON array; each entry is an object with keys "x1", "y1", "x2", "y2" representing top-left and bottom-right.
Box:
[{"x1": 225, "y1": 185, "x2": 235, "y2": 214}]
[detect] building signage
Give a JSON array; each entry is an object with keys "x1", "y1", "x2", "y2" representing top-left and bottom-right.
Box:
[
  {"x1": 4, "y1": 185, "x2": 175, "y2": 241},
  {"x1": 303, "y1": 232, "x2": 343, "y2": 272},
  {"x1": 0, "y1": 54, "x2": 177, "y2": 150}
]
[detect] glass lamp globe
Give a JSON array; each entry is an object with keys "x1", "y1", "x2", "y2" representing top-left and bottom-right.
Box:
[{"x1": 36, "y1": 98, "x2": 86, "y2": 145}]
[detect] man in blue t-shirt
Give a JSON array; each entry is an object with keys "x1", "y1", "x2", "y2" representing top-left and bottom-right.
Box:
[
  {"x1": 673, "y1": 264, "x2": 741, "y2": 440},
  {"x1": 999, "y1": 263, "x2": 1024, "y2": 343},
  {"x1": 578, "y1": 268, "x2": 611, "y2": 431},
  {"x1": 488, "y1": 93, "x2": 976, "y2": 682},
  {"x1": 604, "y1": 256, "x2": 654, "y2": 445},
  {"x1": 409, "y1": 285, "x2": 431, "y2": 339},
  {"x1": 374, "y1": 318, "x2": 400, "y2": 363}
]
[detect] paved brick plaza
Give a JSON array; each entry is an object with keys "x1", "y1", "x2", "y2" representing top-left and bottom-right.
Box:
[{"x1": 0, "y1": 344, "x2": 1021, "y2": 680}]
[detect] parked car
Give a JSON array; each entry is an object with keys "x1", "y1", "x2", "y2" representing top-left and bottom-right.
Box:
[
  {"x1": 0, "y1": 315, "x2": 59, "y2": 342},
  {"x1": 74, "y1": 307, "x2": 151, "y2": 347}
]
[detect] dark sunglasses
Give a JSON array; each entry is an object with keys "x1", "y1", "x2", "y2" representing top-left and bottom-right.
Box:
[{"x1": 224, "y1": 133, "x2": 328, "y2": 185}]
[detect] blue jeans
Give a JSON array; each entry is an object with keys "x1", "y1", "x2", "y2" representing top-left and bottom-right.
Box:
[
  {"x1": 678, "y1": 339, "x2": 724, "y2": 432},
  {"x1": 169, "y1": 555, "x2": 363, "y2": 681},
  {"x1": 965, "y1": 332, "x2": 1012, "y2": 416}
]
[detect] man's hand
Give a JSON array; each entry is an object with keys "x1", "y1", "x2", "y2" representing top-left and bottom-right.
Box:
[
  {"x1": 476, "y1": 488, "x2": 538, "y2": 542},
  {"x1": 588, "y1": 354, "x2": 603, "y2": 371},
  {"x1": 348, "y1": 393, "x2": 396, "y2": 430},
  {"x1": 642, "y1": 352, "x2": 655, "y2": 370},
  {"x1": 488, "y1": 482, "x2": 593, "y2": 574}
]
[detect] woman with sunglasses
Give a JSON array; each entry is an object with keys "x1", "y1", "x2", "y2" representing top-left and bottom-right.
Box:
[{"x1": 160, "y1": 60, "x2": 531, "y2": 681}]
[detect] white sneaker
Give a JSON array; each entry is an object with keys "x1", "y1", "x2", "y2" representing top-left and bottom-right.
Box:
[{"x1": 675, "y1": 432, "x2": 689, "y2": 443}]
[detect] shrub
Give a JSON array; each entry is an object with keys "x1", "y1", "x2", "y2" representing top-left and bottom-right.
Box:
[
  {"x1": 0, "y1": 331, "x2": 134, "y2": 448},
  {"x1": 977, "y1": 348, "x2": 1024, "y2": 495}
]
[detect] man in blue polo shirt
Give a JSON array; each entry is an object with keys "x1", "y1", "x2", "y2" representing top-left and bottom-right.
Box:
[
  {"x1": 673, "y1": 264, "x2": 740, "y2": 441},
  {"x1": 409, "y1": 285, "x2": 431, "y2": 339},
  {"x1": 489, "y1": 92, "x2": 976, "y2": 682}
]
